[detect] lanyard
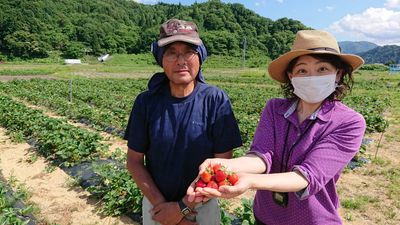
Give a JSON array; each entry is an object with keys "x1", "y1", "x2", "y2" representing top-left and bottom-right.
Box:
[{"x1": 280, "y1": 119, "x2": 317, "y2": 172}]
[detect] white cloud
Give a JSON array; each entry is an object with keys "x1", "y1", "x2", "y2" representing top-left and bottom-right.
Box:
[
  {"x1": 276, "y1": 0, "x2": 284, "y2": 3},
  {"x1": 385, "y1": 0, "x2": 400, "y2": 9},
  {"x1": 329, "y1": 7, "x2": 400, "y2": 45}
]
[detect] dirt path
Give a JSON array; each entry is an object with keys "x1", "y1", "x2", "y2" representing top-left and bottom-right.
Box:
[{"x1": 0, "y1": 128, "x2": 138, "y2": 225}]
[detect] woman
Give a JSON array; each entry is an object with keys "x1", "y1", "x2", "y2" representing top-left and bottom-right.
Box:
[{"x1": 187, "y1": 30, "x2": 366, "y2": 225}]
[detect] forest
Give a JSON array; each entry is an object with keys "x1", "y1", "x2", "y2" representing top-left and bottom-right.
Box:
[{"x1": 0, "y1": 0, "x2": 308, "y2": 60}]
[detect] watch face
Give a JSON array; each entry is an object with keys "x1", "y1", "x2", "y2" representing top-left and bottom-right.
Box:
[{"x1": 181, "y1": 207, "x2": 191, "y2": 216}]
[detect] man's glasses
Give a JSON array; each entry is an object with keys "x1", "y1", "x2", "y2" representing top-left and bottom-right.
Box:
[{"x1": 164, "y1": 50, "x2": 198, "y2": 62}]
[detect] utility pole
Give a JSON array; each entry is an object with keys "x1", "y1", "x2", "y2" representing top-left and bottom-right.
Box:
[{"x1": 242, "y1": 37, "x2": 247, "y2": 69}]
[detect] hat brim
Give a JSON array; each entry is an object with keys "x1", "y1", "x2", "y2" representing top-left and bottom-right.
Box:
[
  {"x1": 268, "y1": 50, "x2": 365, "y2": 83},
  {"x1": 158, "y1": 35, "x2": 203, "y2": 47}
]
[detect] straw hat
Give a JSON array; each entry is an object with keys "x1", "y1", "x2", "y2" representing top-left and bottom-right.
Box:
[{"x1": 268, "y1": 30, "x2": 364, "y2": 83}]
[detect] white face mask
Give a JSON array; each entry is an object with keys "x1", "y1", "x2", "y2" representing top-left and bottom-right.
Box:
[{"x1": 291, "y1": 73, "x2": 337, "y2": 103}]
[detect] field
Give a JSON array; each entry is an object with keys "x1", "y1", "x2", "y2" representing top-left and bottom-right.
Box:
[{"x1": 0, "y1": 54, "x2": 399, "y2": 225}]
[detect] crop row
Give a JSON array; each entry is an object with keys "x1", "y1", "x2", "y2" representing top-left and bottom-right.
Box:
[
  {"x1": 0, "y1": 95, "x2": 106, "y2": 167},
  {"x1": 0, "y1": 95, "x2": 144, "y2": 219},
  {"x1": 0, "y1": 178, "x2": 34, "y2": 225},
  {"x1": 0, "y1": 77, "x2": 391, "y2": 154}
]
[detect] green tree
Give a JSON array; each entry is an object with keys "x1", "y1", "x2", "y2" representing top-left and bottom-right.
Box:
[
  {"x1": 3, "y1": 30, "x2": 49, "y2": 58},
  {"x1": 62, "y1": 41, "x2": 86, "y2": 58}
]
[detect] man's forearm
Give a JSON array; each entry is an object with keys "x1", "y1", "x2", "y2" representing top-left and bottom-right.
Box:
[{"x1": 127, "y1": 159, "x2": 166, "y2": 206}]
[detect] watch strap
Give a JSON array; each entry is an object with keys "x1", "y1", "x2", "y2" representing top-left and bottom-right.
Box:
[{"x1": 178, "y1": 200, "x2": 192, "y2": 216}]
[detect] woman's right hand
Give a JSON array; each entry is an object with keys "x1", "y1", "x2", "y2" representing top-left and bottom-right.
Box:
[
  {"x1": 196, "y1": 173, "x2": 252, "y2": 199},
  {"x1": 187, "y1": 158, "x2": 231, "y2": 203}
]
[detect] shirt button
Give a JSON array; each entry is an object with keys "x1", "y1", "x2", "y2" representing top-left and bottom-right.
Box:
[{"x1": 297, "y1": 132, "x2": 301, "y2": 137}]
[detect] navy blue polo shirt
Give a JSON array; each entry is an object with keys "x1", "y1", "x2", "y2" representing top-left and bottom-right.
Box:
[{"x1": 124, "y1": 80, "x2": 242, "y2": 201}]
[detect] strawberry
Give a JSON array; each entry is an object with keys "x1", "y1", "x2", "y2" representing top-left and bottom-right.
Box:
[
  {"x1": 195, "y1": 179, "x2": 207, "y2": 188},
  {"x1": 212, "y1": 163, "x2": 223, "y2": 173},
  {"x1": 227, "y1": 173, "x2": 239, "y2": 185},
  {"x1": 206, "y1": 180, "x2": 218, "y2": 189},
  {"x1": 218, "y1": 180, "x2": 229, "y2": 187},
  {"x1": 200, "y1": 171, "x2": 212, "y2": 183},
  {"x1": 215, "y1": 170, "x2": 227, "y2": 182}
]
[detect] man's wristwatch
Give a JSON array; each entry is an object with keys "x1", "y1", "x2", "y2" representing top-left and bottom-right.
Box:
[{"x1": 178, "y1": 200, "x2": 192, "y2": 216}]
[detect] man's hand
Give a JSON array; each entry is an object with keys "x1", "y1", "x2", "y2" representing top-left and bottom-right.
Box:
[
  {"x1": 151, "y1": 202, "x2": 182, "y2": 225},
  {"x1": 177, "y1": 218, "x2": 198, "y2": 225}
]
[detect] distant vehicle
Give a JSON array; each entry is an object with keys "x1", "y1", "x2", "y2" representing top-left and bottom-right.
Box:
[{"x1": 98, "y1": 54, "x2": 110, "y2": 62}]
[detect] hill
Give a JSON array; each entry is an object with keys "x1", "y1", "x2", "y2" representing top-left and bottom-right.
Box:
[
  {"x1": 339, "y1": 41, "x2": 378, "y2": 54},
  {"x1": 0, "y1": 0, "x2": 308, "y2": 61},
  {"x1": 359, "y1": 45, "x2": 400, "y2": 64}
]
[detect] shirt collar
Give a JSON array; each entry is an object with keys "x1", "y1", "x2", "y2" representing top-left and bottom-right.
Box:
[{"x1": 281, "y1": 99, "x2": 335, "y2": 122}]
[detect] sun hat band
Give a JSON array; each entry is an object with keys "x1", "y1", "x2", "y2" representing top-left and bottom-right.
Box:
[{"x1": 307, "y1": 47, "x2": 339, "y2": 53}]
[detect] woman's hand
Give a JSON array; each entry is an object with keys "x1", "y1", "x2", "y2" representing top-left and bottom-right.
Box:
[
  {"x1": 187, "y1": 158, "x2": 232, "y2": 202},
  {"x1": 195, "y1": 173, "x2": 252, "y2": 199},
  {"x1": 187, "y1": 175, "x2": 210, "y2": 203}
]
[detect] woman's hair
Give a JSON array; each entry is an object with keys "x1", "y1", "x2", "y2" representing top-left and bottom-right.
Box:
[{"x1": 281, "y1": 54, "x2": 354, "y2": 101}]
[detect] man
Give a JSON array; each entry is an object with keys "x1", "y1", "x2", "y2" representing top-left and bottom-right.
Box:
[{"x1": 124, "y1": 19, "x2": 242, "y2": 225}]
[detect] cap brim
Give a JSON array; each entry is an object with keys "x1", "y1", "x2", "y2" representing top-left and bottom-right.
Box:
[
  {"x1": 268, "y1": 50, "x2": 365, "y2": 83},
  {"x1": 158, "y1": 35, "x2": 203, "y2": 47}
]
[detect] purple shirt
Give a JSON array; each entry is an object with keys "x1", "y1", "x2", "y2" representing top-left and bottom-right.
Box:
[{"x1": 249, "y1": 98, "x2": 366, "y2": 225}]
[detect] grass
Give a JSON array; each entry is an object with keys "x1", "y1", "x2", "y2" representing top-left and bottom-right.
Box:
[{"x1": 341, "y1": 195, "x2": 378, "y2": 210}]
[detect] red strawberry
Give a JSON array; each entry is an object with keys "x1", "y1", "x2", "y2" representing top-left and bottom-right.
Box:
[
  {"x1": 215, "y1": 170, "x2": 227, "y2": 182},
  {"x1": 200, "y1": 171, "x2": 212, "y2": 183},
  {"x1": 218, "y1": 180, "x2": 229, "y2": 187},
  {"x1": 212, "y1": 164, "x2": 223, "y2": 173},
  {"x1": 227, "y1": 173, "x2": 239, "y2": 185},
  {"x1": 206, "y1": 180, "x2": 218, "y2": 189},
  {"x1": 195, "y1": 179, "x2": 207, "y2": 188}
]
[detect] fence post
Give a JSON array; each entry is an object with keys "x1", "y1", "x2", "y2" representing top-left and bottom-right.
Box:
[{"x1": 69, "y1": 79, "x2": 73, "y2": 103}]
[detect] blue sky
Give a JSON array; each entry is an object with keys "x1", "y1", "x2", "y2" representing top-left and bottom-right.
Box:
[{"x1": 136, "y1": 0, "x2": 400, "y2": 45}]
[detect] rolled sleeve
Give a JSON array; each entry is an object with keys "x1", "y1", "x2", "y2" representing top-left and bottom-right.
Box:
[
  {"x1": 292, "y1": 166, "x2": 310, "y2": 200},
  {"x1": 293, "y1": 113, "x2": 366, "y2": 199}
]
